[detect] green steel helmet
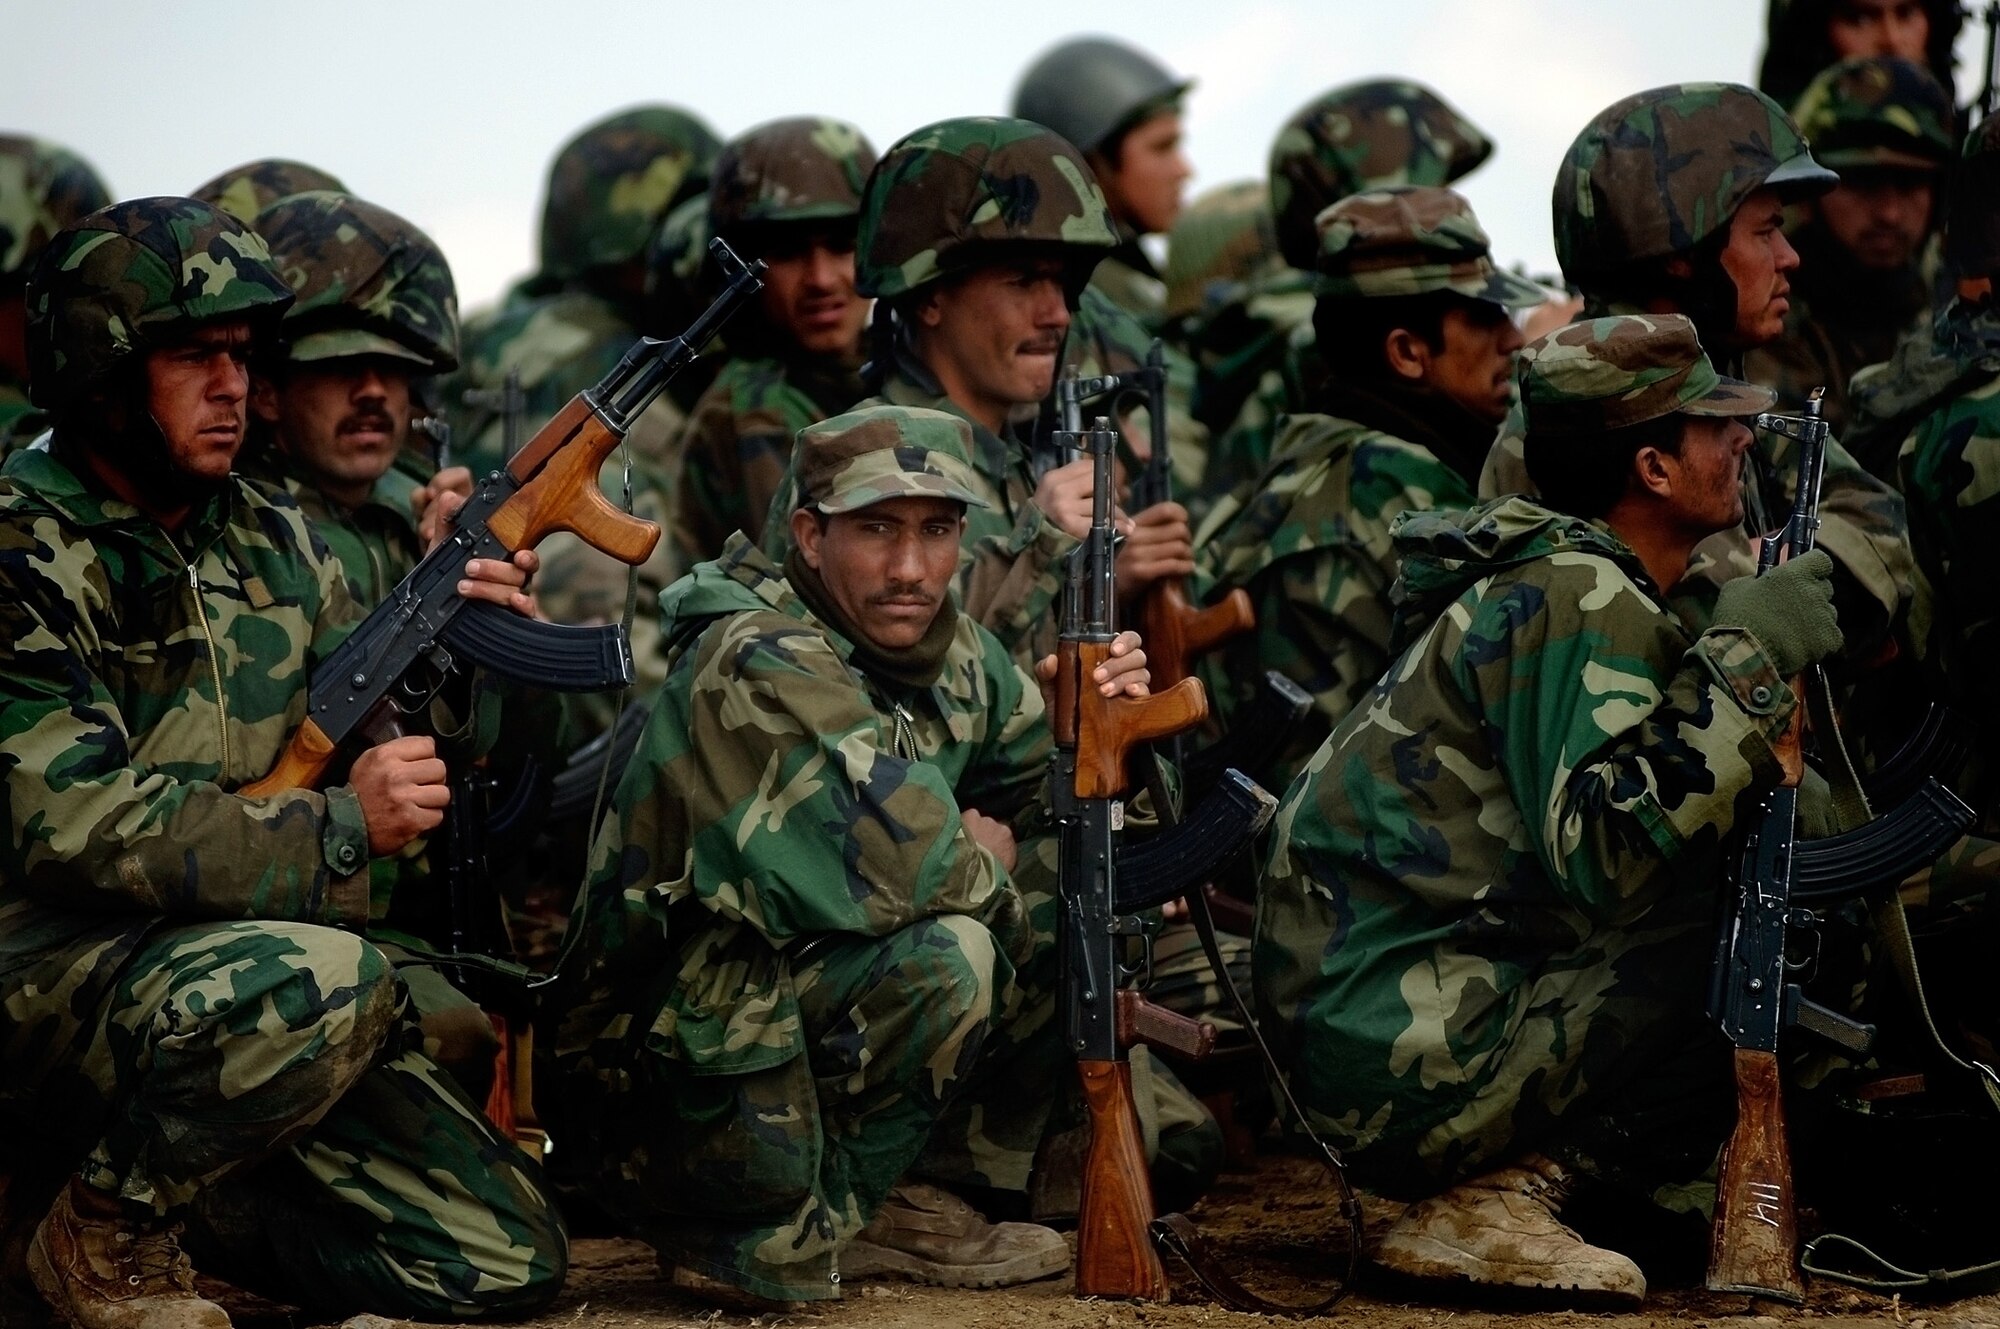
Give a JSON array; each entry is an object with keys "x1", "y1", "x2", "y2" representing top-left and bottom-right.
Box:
[
  {"x1": 708, "y1": 117, "x2": 878, "y2": 241},
  {"x1": 644, "y1": 191, "x2": 711, "y2": 331},
  {"x1": 190, "y1": 158, "x2": 348, "y2": 225},
  {"x1": 1161, "y1": 179, "x2": 1285, "y2": 322},
  {"x1": 1011, "y1": 36, "x2": 1192, "y2": 156},
  {"x1": 254, "y1": 191, "x2": 459, "y2": 372},
  {"x1": 538, "y1": 104, "x2": 722, "y2": 283},
  {"x1": 1268, "y1": 80, "x2": 1493, "y2": 272},
  {"x1": 26, "y1": 196, "x2": 293, "y2": 409},
  {"x1": 0, "y1": 135, "x2": 111, "y2": 288},
  {"x1": 1553, "y1": 82, "x2": 1837, "y2": 287},
  {"x1": 855, "y1": 116, "x2": 1118, "y2": 301},
  {"x1": 1791, "y1": 56, "x2": 1953, "y2": 172}
]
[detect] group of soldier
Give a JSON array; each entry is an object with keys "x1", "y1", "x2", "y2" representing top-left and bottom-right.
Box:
[{"x1": 3, "y1": 0, "x2": 1999, "y2": 1322}]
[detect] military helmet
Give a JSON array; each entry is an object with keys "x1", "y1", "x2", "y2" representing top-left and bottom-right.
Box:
[
  {"x1": 255, "y1": 191, "x2": 459, "y2": 371},
  {"x1": 855, "y1": 116, "x2": 1118, "y2": 302},
  {"x1": 26, "y1": 196, "x2": 293, "y2": 409},
  {"x1": 1012, "y1": 36, "x2": 1191, "y2": 157},
  {"x1": 539, "y1": 105, "x2": 722, "y2": 283},
  {"x1": 708, "y1": 117, "x2": 878, "y2": 241},
  {"x1": 1161, "y1": 180, "x2": 1285, "y2": 322},
  {"x1": 0, "y1": 136, "x2": 111, "y2": 289},
  {"x1": 190, "y1": 158, "x2": 348, "y2": 225},
  {"x1": 1268, "y1": 80, "x2": 1493, "y2": 273},
  {"x1": 1791, "y1": 56, "x2": 1953, "y2": 173},
  {"x1": 1554, "y1": 82, "x2": 1837, "y2": 287}
]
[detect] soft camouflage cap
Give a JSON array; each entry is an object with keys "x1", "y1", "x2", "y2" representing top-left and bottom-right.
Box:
[
  {"x1": 1519, "y1": 313, "x2": 1775, "y2": 438},
  {"x1": 1162, "y1": 179, "x2": 1282, "y2": 321},
  {"x1": 1554, "y1": 83, "x2": 1837, "y2": 285},
  {"x1": 255, "y1": 190, "x2": 459, "y2": 371},
  {"x1": 1315, "y1": 185, "x2": 1544, "y2": 308},
  {"x1": 1791, "y1": 56, "x2": 1953, "y2": 173},
  {"x1": 539, "y1": 105, "x2": 722, "y2": 282},
  {"x1": 1012, "y1": 36, "x2": 1191, "y2": 155},
  {"x1": 0, "y1": 136, "x2": 111, "y2": 285},
  {"x1": 708, "y1": 117, "x2": 878, "y2": 239},
  {"x1": 856, "y1": 117, "x2": 1118, "y2": 301},
  {"x1": 795, "y1": 404, "x2": 989, "y2": 514},
  {"x1": 190, "y1": 158, "x2": 348, "y2": 225},
  {"x1": 26, "y1": 196, "x2": 293, "y2": 409},
  {"x1": 1269, "y1": 80, "x2": 1494, "y2": 273}
]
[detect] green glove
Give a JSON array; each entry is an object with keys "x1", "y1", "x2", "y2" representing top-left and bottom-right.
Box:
[
  {"x1": 1796, "y1": 763, "x2": 1839, "y2": 839},
  {"x1": 1710, "y1": 548, "x2": 1843, "y2": 677}
]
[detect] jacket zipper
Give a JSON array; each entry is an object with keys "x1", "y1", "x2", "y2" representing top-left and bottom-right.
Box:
[
  {"x1": 892, "y1": 703, "x2": 915, "y2": 762},
  {"x1": 174, "y1": 550, "x2": 232, "y2": 777}
]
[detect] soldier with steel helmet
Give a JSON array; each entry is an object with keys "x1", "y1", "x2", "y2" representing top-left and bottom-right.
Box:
[{"x1": 0, "y1": 134, "x2": 109, "y2": 456}]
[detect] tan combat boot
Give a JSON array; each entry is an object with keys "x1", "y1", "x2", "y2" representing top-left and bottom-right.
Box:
[
  {"x1": 26, "y1": 1178, "x2": 229, "y2": 1329},
  {"x1": 842, "y1": 1182, "x2": 1070, "y2": 1289},
  {"x1": 1373, "y1": 1154, "x2": 1646, "y2": 1307}
]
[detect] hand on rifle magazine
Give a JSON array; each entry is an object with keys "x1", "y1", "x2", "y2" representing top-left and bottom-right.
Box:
[
  {"x1": 1114, "y1": 501, "x2": 1193, "y2": 593},
  {"x1": 1036, "y1": 628, "x2": 1151, "y2": 710}
]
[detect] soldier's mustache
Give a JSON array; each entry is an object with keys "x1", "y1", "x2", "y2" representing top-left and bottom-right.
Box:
[
  {"x1": 870, "y1": 583, "x2": 936, "y2": 605},
  {"x1": 340, "y1": 413, "x2": 395, "y2": 435}
]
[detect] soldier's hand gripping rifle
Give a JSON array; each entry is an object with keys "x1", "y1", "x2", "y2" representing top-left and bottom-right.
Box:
[
  {"x1": 242, "y1": 239, "x2": 764, "y2": 797},
  {"x1": 1707, "y1": 388, "x2": 1974, "y2": 1302}
]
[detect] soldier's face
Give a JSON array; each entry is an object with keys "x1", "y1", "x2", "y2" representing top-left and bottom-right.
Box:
[
  {"x1": 758, "y1": 229, "x2": 870, "y2": 357},
  {"x1": 793, "y1": 495, "x2": 965, "y2": 650},
  {"x1": 915, "y1": 260, "x2": 1071, "y2": 426},
  {"x1": 252, "y1": 357, "x2": 413, "y2": 507},
  {"x1": 1827, "y1": 0, "x2": 1929, "y2": 61},
  {"x1": 1097, "y1": 111, "x2": 1191, "y2": 236},
  {"x1": 1720, "y1": 189, "x2": 1800, "y2": 349},
  {"x1": 1416, "y1": 302, "x2": 1524, "y2": 425},
  {"x1": 143, "y1": 322, "x2": 254, "y2": 486},
  {"x1": 1815, "y1": 172, "x2": 1934, "y2": 271},
  {"x1": 1662, "y1": 415, "x2": 1753, "y2": 533}
]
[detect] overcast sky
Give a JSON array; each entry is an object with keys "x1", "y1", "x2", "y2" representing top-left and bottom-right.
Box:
[{"x1": 5, "y1": 2, "x2": 1984, "y2": 311}]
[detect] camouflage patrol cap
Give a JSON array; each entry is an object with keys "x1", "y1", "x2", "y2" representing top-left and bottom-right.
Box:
[
  {"x1": 1315, "y1": 186, "x2": 1544, "y2": 308},
  {"x1": 1519, "y1": 313, "x2": 1774, "y2": 438},
  {"x1": 1791, "y1": 57, "x2": 1953, "y2": 172},
  {"x1": 1554, "y1": 83, "x2": 1837, "y2": 285},
  {"x1": 190, "y1": 158, "x2": 348, "y2": 225},
  {"x1": 856, "y1": 117, "x2": 1118, "y2": 301},
  {"x1": 795, "y1": 404, "x2": 989, "y2": 514},
  {"x1": 255, "y1": 191, "x2": 459, "y2": 371},
  {"x1": 1269, "y1": 80, "x2": 1494, "y2": 273},
  {"x1": 709, "y1": 118, "x2": 879, "y2": 239},
  {"x1": 1012, "y1": 36, "x2": 1192, "y2": 155},
  {"x1": 539, "y1": 105, "x2": 722, "y2": 282},
  {"x1": 1162, "y1": 179, "x2": 1285, "y2": 322},
  {"x1": 0, "y1": 136, "x2": 110, "y2": 286},
  {"x1": 26, "y1": 196, "x2": 293, "y2": 409}
]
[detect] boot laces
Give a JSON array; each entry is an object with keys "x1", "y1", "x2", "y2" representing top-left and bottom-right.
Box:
[{"x1": 108, "y1": 1222, "x2": 197, "y2": 1293}]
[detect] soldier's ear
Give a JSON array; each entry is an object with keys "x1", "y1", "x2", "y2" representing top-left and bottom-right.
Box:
[
  {"x1": 791, "y1": 506, "x2": 824, "y2": 569},
  {"x1": 248, "y1": 374, "x2": 281, "y2": 425},
  {"x1": 1631, "y1": 442, "x2": 1677, "y2": 501},
  {"x1": 1382, "y1": 328, "x2": 1431, "y2": 382}
]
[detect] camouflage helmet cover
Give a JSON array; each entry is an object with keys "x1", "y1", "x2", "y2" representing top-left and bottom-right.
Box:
[
  {"x1": 1553, "y1": 82, "x2": 1837, "y2": 285},
  {"x1": 1519, "y1": 312, "x2": 1774, "y2": 439},
  {"x1": 0, "y1": 135, "x2": 111, "y2": 285},
  {"x1": 1315, "y1": 185, "x2": 1544, "y2": 308},
  {"x1": 254, "y1": 190, "x2": 459, "y2": 371},
  {"x1": 855, "y1": 116, "x2": 1118, "y2": 301},
  {"x1": 795, "y1": 404, "x2": 989, "y2": 514},
  {"x1": 1269, "y1": 79, "x2": 1494, "y2": 272},
  {"x1": 1161, "y1": 179, "x2": 1284, "y2": 321},
  {"x1": 708, "y1": 117, "x2": 879, "y2": 238},
  {"x1": 26, "y1": 196, "x2": 293, "y2": 408},
  {"x1": 539, "y1": 104, "x2": 722, "y2": 282},
  {"x1": 1790, "y1": 56, "x2": 1953, "y2": 172},
  {"x1": 1011, "y1": 35, "x2": 1192, "y2": 155},
  {"x1": 190, "y1": 158, "x2": 348, "y2": 225}
]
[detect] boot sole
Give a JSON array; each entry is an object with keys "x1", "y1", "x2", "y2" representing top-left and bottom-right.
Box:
[
  {"x1": 840, "y1": 1240, "x2": 1070, "y2": 1290},
  {"x1": 1372, "y1": 1234, "x2": 1644, "y2": 1309}
]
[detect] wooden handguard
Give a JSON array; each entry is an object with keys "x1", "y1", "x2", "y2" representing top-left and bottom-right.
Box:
[
  {"x1": 1116, "y1": 990, "x2": 1215, "y2": 1060},
  {"x1": 1062, "y1": 641, "x2": 1207, "y2": 799},
  {"x1": 1140, "y1": 584, "x2": 1254, "y2": 691},
  {"x1": 237, "y1": 717, "x2": 339, "y2": 800},
  {"x1": 1708, "y1": 1047, "x2": 1804, "y2": 1302},
  {"x1": 1077, "y1": 1058, "x2": 1171, "y2": 1301},
  {"x1": 487, "y1": 397, "x2": 660, "y2": 565}
]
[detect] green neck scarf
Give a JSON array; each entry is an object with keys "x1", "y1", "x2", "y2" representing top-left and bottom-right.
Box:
[{"x1": 783, "y1": 545, "x2": 958, "y2": 690}]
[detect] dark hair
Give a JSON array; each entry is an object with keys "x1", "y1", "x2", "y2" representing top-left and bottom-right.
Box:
[
  {"x1": 1311, "y1": 291, "x2": 1462, "y2": 381},
  {"x1": 1581, "y1": 223, "x2": 1740, "y2": 354},
  {"x1": 1527, "y1": 412, "x2": 1686, "y2": 518}
]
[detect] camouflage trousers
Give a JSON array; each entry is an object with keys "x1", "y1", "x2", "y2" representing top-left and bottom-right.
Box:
[{"x1": 0, "y1": 920, "x2": 565, "y2": 1320}]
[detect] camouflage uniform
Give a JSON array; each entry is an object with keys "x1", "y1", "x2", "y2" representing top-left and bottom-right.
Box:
[
  {"x1": 1204, "y1": 81, "x2": 1495, "y2": 502},
  {"x1": 1193, "y1": 187, "x2": 1542, "y2": 791},
  {"x1": 189, "y1": 158, "x2": 347, "y2": 225},
  {"x1": 0, "y1": 136, "x2": 109, "y2": 458},
  {"x1": 668, "y1": 117, "x2": 876, "y2": 564},
  {"x1": 1742, "y1": 58, "x2": 1954, "y2": 445},
  {"x1": 0, "y1": 200, "x2": 563, "y2": 1318},
  {"x1": 1257, "y1": 315, "x2": 1784, "y2": 1199}
]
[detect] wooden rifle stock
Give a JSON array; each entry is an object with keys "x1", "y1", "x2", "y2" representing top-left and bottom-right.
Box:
[
  {"x1": 1709, "y1": 1047, "x2": 1803, "y2": 1302},
  {"x1": 1055, "y1": 641, "x2": 1206, "y2": 799},
  {"x1": 1139, "y1": 583, "x2": 1254, "y2": 691},
  {"x1": 238, "y1": 716, "x2": 340, "y2": 801},
  {"x1": 487, "y1": 396, "x2": 660, "y2": 564},
  {"x1": 1077, "y1": 1058, "x2": 1171, "y2": 1301}
]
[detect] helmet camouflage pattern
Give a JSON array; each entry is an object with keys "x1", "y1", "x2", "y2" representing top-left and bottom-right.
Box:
[
  {"x1": 190, "y1": 158, "x2": 348, "y2": 225},
  {"x1": 644, "y1": 191, "x2": 711, "y2": 329},
  {"x1": 26, "y1": 196, "x2": 293, "y2": 408},
  {"x1": 1268, "y1": 80, "x2": 1493, "y2": 272},
  {"x1": 255, "y1": 190, "x2": 459, "y2": 371},
  {"x1": 855, "y1": 116, "x2": 1118, "y2": 301},
  {"x1": 0, "y1": 135, "x2": 111, "y2": 286},
  {"x1": 1316, "y1": 186, "x2": 1544, "y2": 308},
  {"x1": 1011, "y1": 35, "x2": 1191, "y2": 155},
  {"x1": 1553, "y1": 82, "x2": 1836, "y2": 286},
  {"x1": 539, "y1": 105, "x2": 721, "y2": 282},
  {"x1": 1791, "y1": 56, "x2": 1953, "y2": 172},
  {"x1": 708, "y1": 117, "x2": 878, "y2": 239},
  {"x1": 1162, "y1": 179, "x2": 1284, "y2": 321}
]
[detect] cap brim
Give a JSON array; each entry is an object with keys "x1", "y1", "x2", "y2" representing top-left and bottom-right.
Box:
[
  {"x1": 1472, "y1": 267, "x2": 1554, "y2": 310},
  {"x1": 1815, "y1": 148, "x2": 1946, "y2": 174},
  {"x1": 1682, "y1": 374, "x2": 1777, "y2": 418},
  {"x1": 287, "y1": 328, "x2": 439, "y2": 367},
  {"x1": 817, "y1": 479, "x2": 990, "y2": 514}
]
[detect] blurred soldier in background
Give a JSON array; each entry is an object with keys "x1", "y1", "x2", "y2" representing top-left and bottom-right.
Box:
[
  {"x1": 190, "y1": 158, "x2": 347, "y2": 225},
  {"x1": 0, "y1": 135, "x2": 109, "y2": 457}
]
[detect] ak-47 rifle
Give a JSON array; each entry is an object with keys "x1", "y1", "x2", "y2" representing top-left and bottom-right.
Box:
[{"x1": 1707, "y1": 388, "x2": 1975, "y2": 1301}]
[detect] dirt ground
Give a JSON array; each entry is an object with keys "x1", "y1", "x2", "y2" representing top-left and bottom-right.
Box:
[{"x1": 202, "y1": 1154, "x2": 2000, "y2": 1329}]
